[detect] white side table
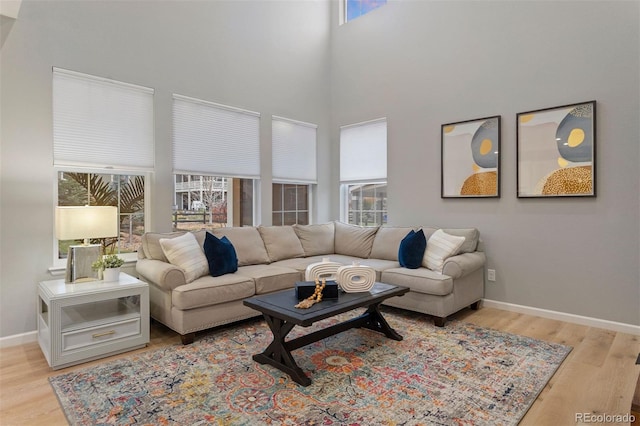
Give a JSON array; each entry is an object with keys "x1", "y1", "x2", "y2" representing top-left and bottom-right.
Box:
[{"x1": 37, "y1": 272, "x2": 149, "y2": 370}]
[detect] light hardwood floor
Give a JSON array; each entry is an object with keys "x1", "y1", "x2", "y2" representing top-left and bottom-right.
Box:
[{"x1": 1, "y1": 307, "x2": 638, "y2": 425}]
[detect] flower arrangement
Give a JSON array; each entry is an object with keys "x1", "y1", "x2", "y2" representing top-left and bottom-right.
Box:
[{"x1": 92, "y1": 254, "x2": 125, "y2": 270}]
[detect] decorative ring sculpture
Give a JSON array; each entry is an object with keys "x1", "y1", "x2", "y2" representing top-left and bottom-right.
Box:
[
  {"x1": 305, "y1": 258, "x2": 342, "y2": 282},
  {"x1": 336, "y1": 262, "x2": 376, "y2": 293}
]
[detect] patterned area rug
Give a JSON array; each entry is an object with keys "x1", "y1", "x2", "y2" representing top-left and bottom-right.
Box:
[{"x1": 49, "y1": 308, "x2": 571, "y2": 425}]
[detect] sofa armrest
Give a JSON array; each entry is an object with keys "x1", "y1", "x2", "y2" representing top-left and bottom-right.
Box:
[
  {"x1": 442, "y1": 251, "x2": 486, "y2": 279},
  {"x1": 136, "y1": 258, "x2": 186, "y2": 291}
]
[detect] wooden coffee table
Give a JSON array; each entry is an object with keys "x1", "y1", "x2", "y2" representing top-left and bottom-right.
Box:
[{"x1": 243, "y1": 282, "x2": 409, "y2": 386}]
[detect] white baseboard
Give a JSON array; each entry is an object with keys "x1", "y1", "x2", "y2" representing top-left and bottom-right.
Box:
[
  {"x1": 0, "y1": 331, "x2": 37, "y2": 349},
  {"x1": 482, "y1": 299, "x2": 640, "y2": 336},
  {"x1": 1, "y1": 301, "x2": 638, "y2": 348}
]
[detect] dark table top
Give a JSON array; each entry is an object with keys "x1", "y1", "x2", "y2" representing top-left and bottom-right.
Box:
[{"x1": 243, "y1": 282, "x2": 408, "y2": 327}]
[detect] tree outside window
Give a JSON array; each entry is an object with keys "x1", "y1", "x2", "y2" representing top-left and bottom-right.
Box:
[
  {"x1": 173, "y1": 174, "x2": 254, "y2": 230},
  {"x1": 57, "y1": 172, "x2": 145, "y2": 258}
]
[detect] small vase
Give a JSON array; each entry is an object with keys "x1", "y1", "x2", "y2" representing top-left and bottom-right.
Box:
[
  {"x1": 305, "y1": 260, "x2": 341, "y2": 282},
  {"x1": 336, "y1": 264, "x2": 375, "y2": 293},
  {"x1": 102, "y1": 267, "x2": 121, "y2": 282}
]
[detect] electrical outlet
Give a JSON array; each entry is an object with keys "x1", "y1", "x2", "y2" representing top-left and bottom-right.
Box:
[{"x1": 487, "y1": 269, "x2": 496, "y2": 282}]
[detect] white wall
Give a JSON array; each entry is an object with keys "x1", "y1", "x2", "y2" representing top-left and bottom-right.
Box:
[
  {"x1": 0, "y1": 0, "x2": 331, "y2": 338},
  {"x1": 330, "y1": 1, "x2": 640, "y2": 325}
]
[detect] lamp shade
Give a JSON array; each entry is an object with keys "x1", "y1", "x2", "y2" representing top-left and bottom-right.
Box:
[{"x1": 55, "y1": 206, "x2": 118, "y2": 240}]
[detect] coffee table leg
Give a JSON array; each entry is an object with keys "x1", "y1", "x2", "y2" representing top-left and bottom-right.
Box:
[
  {"x1": 362, "y1": 303, "x2": 403, "y2": 341},
  {"x1": 252, "y1": 314, "x2": 311, "y2": 386}
]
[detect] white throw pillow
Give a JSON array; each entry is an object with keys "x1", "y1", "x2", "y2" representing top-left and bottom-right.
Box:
[
  {"x1": 159, "y1": 232, "x2": 209, "y2": 283},
  {"x1": 422, "y1": 229, "x2": 466, "y2": 273}
]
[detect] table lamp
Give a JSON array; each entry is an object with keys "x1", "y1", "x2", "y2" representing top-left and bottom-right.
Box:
[{"x1": 55, "y1": 206, "x2": 118, "y2": 283}]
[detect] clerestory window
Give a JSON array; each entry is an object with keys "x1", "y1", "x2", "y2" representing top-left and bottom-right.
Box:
[{"x1": 344, "y1": 0, "x2": 387, "y2": 23}]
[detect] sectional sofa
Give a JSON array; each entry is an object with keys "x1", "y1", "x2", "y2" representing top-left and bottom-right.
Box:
[{"x1": 135, "y1": 222, "x2": 486, "y2": 344}]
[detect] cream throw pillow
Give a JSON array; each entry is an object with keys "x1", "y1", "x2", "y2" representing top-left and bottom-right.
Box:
[
  {"x1": 159, "y1": 232, "x2": 209, "y2": 283},
  {"x1": 422, "y1": 229, "x2": 466, "y2": 273}
]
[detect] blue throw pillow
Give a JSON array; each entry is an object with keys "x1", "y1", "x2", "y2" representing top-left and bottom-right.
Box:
[
  {"x1": 203, "y1": 232, "x2": 238, "y2": 277},
  {"x1": 398, "y1": 229, "x2": 426, "y2": 269}
]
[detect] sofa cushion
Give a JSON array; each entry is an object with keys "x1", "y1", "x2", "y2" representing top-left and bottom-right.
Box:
[
  {"x1": 159, "y1": 232, "x2": 209, "y2": 283},
  {"x1": 398, "y1": 229, "x2": 427, "y2": 269},
  {"x1": 237, "y1": 264, "x2": 301, "y2": 294},
  {"x1": 191, "y1": 229, "x2": 207, "y2": 247},
  {"x1": 172, "y1": 274, "x2": 255, "y2": 310},
  {"x1": 270, "y1": 256, "x2": 329, "y2": 274},
  {"x1": 334, "y1": 221, "x2": 379, "y2": 258},
  {"x1": 212, "y1": 227, "x2": 270, "y2": 266},
  {"x1": 369, "y1": 226, "x2": 415, "y2": 261},
  {"x1": 203, "y1": 232, "x2": 238, "y2": 277},
  {"x1": 293, "y1": 223, "x2": 335, "y2": 256},
  {"x1": 381, "y1": 267, "x2": 454, "y2": 296},
  {"x1": 325, "y1": 254, "x2": 366, "y2": 265},
  {"x1": 422, "y1": 229, "x2": 466, "y2": 273},
  {"x1": 258, "y1": 226, "x2": 305, "y2": 262},
  {"x1": 443, "y1": 228, "x2": 480, "y2": 253},
  {"x1": 142, "y1": 231, "x2": 185, "y2": 262},
  {"x1": 357, "y1": 258, "x2": 401, "y2": 281}
]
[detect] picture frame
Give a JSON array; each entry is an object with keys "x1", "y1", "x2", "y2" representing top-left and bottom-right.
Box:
[
  {"x1": 517, "y1": 100, "x2": 596, "y2": 198},
  {"x1": 441, "y1": 115, "x2": 500, "y2": 198}
]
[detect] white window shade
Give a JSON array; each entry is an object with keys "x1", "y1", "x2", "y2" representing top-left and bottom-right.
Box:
[
  {"x1": 53, "y1": 68, "x2": 154, "y2": 170},
  {"x1": 340, "y1": 118, "x2": 387, "y2": 183},
  {"x1": 272, "y1": 116, "x2": 317, "y2": 184},
  {"x1": 173, "y1": 95, "x2": 260, "y2": 178}
]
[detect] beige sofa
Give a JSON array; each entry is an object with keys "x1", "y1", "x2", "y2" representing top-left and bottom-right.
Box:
[{"x1": 135, "y1": 222, "x2": 486, "y2": 344}]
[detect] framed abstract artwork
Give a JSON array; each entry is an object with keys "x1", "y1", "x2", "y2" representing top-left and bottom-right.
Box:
[
  {"x1": 517, "y1": 101, "x2": 596, "y2": 198},
  {"x1": 441, "y1": 115, "x2": 500, "y2": 198}
]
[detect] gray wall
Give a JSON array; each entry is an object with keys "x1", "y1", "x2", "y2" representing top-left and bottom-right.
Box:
[
  {"x1": 330, "y1": 1, "x2": 640, "y2": 325},
  {"x1": 1, "y1": 0, "x2": 638, "y2": 339},
  {"x1": 0, "y1": 0, "x2": 331, "y2": 338}
]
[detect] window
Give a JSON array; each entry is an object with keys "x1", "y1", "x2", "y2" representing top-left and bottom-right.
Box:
[
  {"x1": 273, "y1": 184, "x2": 309, "y2": 225},
  {"x1": 172, "y1": 174, "x2": 255, "y2": 230},
  {"x1": 345, "y1": 183, "x2": 387, "y2": 226},
  {"x1": 271, "y1": 116, "x2": 316, "y2": 226},
  {"x1": 172, "y1": 95, "x2": 260, "y2": 227},
  {"x1": 52, "y1": 69, "x2": 154, "y2": 264},
  {"x1": 340, "y1": 118, "x2": 387, "y2": 225},
  {"x1": 344, "y1": 0, "x2": 387, "y2": 23},
  {"x1": 57, "y1": 171, "x2": 146, "y2": 259},
  {"x1": 173, "y1": 174, "x2": 228, "y2": 230}
]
